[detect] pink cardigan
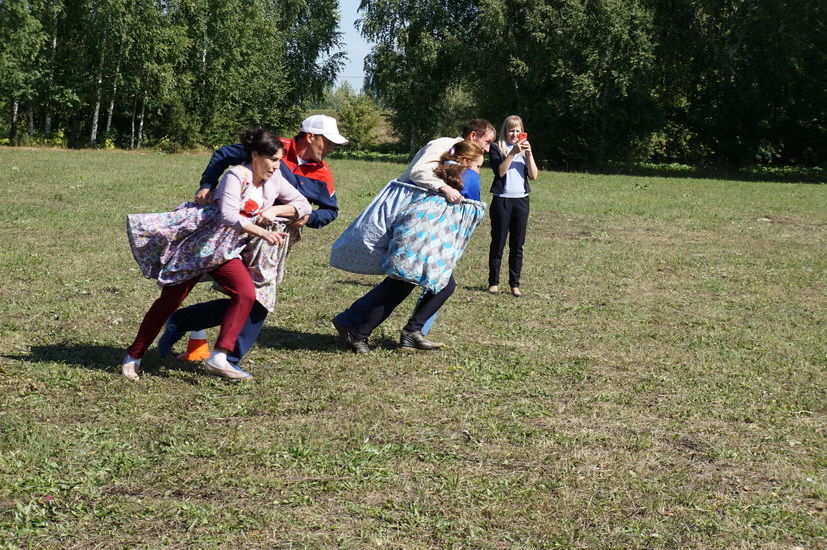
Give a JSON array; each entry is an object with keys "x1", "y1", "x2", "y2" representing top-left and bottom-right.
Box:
[{"x1": 215, "y1": 163, "x2": 312, "y2": 230}]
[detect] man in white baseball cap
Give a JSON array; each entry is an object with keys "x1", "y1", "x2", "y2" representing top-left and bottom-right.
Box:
[{"x1": 301, "y1": 114, "x2": 349, "y2": 145}]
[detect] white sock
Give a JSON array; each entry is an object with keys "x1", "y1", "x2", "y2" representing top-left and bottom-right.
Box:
[
  {"x1": 123, "y1": 354, "x2": 141, "y2": 367},
  {"x1": 208, "y1": 350, "x2": 228, "y2": 365}
]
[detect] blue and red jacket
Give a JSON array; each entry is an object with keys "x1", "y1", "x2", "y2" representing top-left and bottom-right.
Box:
[{"x1": 198, "y1": 139, "x2": 338, "y2": 229}]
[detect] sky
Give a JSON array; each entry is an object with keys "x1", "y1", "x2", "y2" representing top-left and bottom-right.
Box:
[{"x1": 335, "y1": 0, "x2": 371, "y2": 91}]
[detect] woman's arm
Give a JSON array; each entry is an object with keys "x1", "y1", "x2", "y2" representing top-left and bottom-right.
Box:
[
  {"x1": 241, "y1": 222, "x2": 287, "y2": 246},
  {"x1": 216, "y1": 169, "x2": 250, "y2": 230},
  {"x1": 488, "y1": 143, "x2": 504, "y2": 177},
  {"x1": 497, "y1": 149, "x2": 519, "y2": 178},
  {"x1": 256, "y1": 173, "x2": 312, "y2": 225},
  {"x1": 404, "y1": 137, "x2": 464, "y2": 203},
  {"x1": 258, "y1": 203, "x2": 298, "y2": 224},
  {"x1": 491, "y1": 143, "x2": 520, "y2": 178},
  {"x1": 195, "y1": 143, "x2": 247, "y2": 205},
  {"x1": 523, "y1": 141, "x2": 539, "y2": 180}
]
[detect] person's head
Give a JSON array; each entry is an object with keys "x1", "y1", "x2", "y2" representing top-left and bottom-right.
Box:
[
  {"x1": 498, "y1": 115, "x2": 525, "y2": 151},
  {"x1": 460, "y1": 118, "x2": 496, "y2": 153},
  {"x1": 433, "y1": 141, "x2": 485, "y2": 192},
  {"x1": 293, "y1": 114, "x2": 349, "y2": 162},
  {"x1": 239, "y1": 127, "x2": 285, "y2": 182}
]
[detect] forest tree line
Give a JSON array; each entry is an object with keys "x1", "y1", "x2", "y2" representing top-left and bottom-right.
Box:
[
  {"x1": 0, "y1": 0, "x2": 344, "y2": 151},
  {"x1": 360, "y1": 0, "x2": 825, "y2": 168},
  {"x1": 1, "y1": 0, "x2": 825, "y2": 168}
]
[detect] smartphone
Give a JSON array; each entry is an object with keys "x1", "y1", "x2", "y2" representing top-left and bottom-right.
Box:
[{"x1": 518, "y1": 132, "x2": 528, "y2": 142}]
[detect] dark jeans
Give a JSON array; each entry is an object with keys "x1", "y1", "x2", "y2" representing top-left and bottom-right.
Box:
[
  {"x1": 488, "y1": 195, "x2": 529, "y2": 288},
  {"x1": 334, "y1": 275, "x2": 456, "y2": 341},
  {"x1": 167, "y1": 298, "x2": 269, "y2": 366}
]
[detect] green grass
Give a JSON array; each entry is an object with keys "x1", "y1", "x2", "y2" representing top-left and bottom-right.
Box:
[{"x1": 0, "y1": 147, "x2": 825, "y2": 548}]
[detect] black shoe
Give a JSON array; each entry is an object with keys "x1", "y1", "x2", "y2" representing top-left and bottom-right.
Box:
[
  {"x1": 158, "y1": 320, "x2": 184, "y2": 358},
  {"x1": 332, "y1": 318, "x2": 370, "y2": 354},
  {"x1": 399, "y1": 329, "x2": 444, "y2": 351}
]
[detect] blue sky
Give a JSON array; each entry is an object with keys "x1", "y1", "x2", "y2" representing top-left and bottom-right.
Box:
[{"x1": 336, "y1": 0, "x2": 371, "y2": 91}]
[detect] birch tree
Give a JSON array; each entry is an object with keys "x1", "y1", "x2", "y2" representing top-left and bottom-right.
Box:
[{"x1": 0, "y1": 0, "x2": 46, "y2": 142}]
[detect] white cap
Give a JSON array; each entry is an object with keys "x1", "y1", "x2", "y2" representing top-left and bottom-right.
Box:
[{"x1": 300, "y1": 114, "x2": 349, "y2": 145}]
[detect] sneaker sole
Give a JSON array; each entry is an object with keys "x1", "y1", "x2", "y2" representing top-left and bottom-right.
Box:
[{"x1": 204, "y1": 362, "x2": 252, "y2": 380}]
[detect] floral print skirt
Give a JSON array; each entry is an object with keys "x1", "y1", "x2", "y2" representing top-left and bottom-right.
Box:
[
  {"x1": 127, "y1": 202, "x2": 249, "y2": 287},
  {"x1": 126, "y1": 203, "x2": 297, "y2": 311}
]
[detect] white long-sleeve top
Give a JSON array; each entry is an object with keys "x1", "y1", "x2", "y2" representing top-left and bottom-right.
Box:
[{"x1": 398, "y1": 136, "x2": 462, "y2": 191}]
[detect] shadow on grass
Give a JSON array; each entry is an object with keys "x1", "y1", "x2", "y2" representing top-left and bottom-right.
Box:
[
  {"x1": 336, "y1": 278, "x2": 380, "y2": 288},
  {"x1": 461, "y1": 284, "x2": 491, "y2": 293},
  {"x1": 3, "y1": 343, "x2": 204, "y2": 380},
  {"x1": 257, "y1": 326, "x2": 341, "y2": 352},
  {"x1": 593, "y1": 163, "x2": 825, "y2": 184},
  {"x1": 256, "y1": 327, "x2": 403, "y2": 353}
]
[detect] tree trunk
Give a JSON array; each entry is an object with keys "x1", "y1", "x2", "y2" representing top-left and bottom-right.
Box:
[
  {"x1": 44, "y1": 11, "x2": 57, "y2": 138},
  {"x1": 28, "y1": 104, "x2": 35, "y2": 137},
  {"x1": 90, "y1": 50, "x2": 105, "y2": 146},
  {"x1": 106, "y1": 54, "x2": 121, "y2": 135},
  {"x1": 137, "y1": 95, "x2": 145, "y2": 149},
  {"x1": 10, "y1": 98, "x2": 19, "y2": 142},
  {"x1": 129, "y1": 96, "x2": 136, "y2": 149},
  {"x1": 408, "y1": 120, "x2": 417, "y2": 155}
]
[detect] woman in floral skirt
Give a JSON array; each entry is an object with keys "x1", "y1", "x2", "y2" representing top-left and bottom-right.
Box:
[{"x1": 122, "y1": 128, "x2": 311, "y2": 380}]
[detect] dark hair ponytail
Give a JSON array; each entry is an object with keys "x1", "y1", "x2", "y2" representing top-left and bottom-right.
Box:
[{"x1": 239, "y1": 127, "x2": 284, "y2": 161}]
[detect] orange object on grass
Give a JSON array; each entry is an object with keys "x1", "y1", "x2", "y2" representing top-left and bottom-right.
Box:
[{"x1": 177, "y1": 330, "x2": 210, "y2": 361}]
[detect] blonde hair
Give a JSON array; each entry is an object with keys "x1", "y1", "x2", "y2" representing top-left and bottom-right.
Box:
[
  {"x1": 496, "y1": 115, "x2": 525, "y2": 157},
  {"x1": 433, "y1": 141, "x2": 484, "y2": 192}
]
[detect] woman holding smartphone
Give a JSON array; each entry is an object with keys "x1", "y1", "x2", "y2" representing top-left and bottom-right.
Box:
[{"x1": 487, "y1": 115, "x2": 539, "y2": 298}]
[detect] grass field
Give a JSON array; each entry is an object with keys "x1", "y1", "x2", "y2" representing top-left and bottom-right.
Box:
[{"x1": 0, "y1": 147, "x2": 824, "y2": 549}]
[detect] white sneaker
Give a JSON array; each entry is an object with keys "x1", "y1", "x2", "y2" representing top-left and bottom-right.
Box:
[
  {"x1": 204, "y1": 356, "x2": 252, "y2": 380},
  {"x1": 121, "y1": 355, "x2": 141, "y2": 381}
]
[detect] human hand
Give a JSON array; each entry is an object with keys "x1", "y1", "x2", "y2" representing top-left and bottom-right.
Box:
[
  {"x1": 258, "y1": 204, "x2": 296, "y2": 225},
  {"x1": 195, "y1": 188, "x2": 213, "y2": 206},
  {"x1": 260, "y1": 230, "x2": 288, "y2": 246},
  {"x1": 257, "y1": 208, "x2": 278, "y2": 225},
  {"x1": 518, "y1": 140, "x2": 532, "y2": 155},
  {"x1": 290, "y1": 215, "x2": 310, "y2": 228},
  {"x1": 440, "y1": 185, "x2": 462, "y2": 203}
]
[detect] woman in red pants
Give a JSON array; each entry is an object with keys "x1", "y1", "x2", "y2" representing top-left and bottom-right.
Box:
[{"x1": 122, "y1": 128, "x2": 311, "y2": 380}]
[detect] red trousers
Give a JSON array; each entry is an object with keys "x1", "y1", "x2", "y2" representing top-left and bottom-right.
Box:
[{"x1": 127, "y1": 258, "x2": 255, "y2": 358}]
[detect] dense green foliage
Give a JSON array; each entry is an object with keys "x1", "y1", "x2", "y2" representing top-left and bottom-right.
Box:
[
  {"x1": 3, "y1": 0, "x2": 824, "y2": 169},
  {"x1": 336, "y1": 93, "x2": 383, "y2": 150},
  {"x1": 359, "y1": 0, "x2": 826, "y2": 168},
  {"x1": 0, "y1": 0, "x2": 344, "y2": 149}
]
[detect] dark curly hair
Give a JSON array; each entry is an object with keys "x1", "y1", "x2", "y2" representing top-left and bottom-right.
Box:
[{"x1": 238, "y1": 127, "x2": 284, "y2": 161}]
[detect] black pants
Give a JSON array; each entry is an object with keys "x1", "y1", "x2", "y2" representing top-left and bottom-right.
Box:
[
  {"x1": 488, "y1": 195, "x2": 529, "y2": 288},
  {"x1": 334, "y1": 275, "x2": 457, "y2": 341}
]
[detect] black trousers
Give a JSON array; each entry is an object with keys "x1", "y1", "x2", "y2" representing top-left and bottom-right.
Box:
[
  {"x1": 488, "y1": 195, "x2": 529, "y2": 288},
  {"x1": 334, "y1": 275, "x2": 457, "y2": 341}
]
